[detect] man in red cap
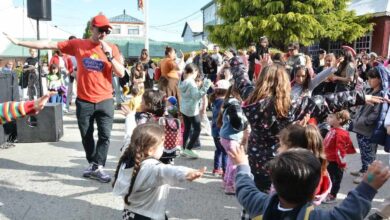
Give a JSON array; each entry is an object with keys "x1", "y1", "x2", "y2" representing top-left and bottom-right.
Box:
[{"x1": 4, "y1": 13, "x2": 125, "y2": 183}]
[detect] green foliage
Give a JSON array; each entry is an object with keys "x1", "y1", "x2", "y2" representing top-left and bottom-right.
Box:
[
  {"x1": 208, "y1": 0, "x2": 373, "y2": 49},
  {"x1": 82, "y1": 21, "x2": 92, "y2": 39}
]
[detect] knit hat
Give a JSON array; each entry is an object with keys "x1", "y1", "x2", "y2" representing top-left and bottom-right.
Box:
[{"x1": 167, "y1": 96, "x2": 177, "y2": 106}]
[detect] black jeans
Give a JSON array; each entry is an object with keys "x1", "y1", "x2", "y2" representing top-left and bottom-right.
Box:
[
  {"x1": 76, "y1": 98, "x2": 114, "y2": 166},
  {"x1": 327, "y1": 161, "x2": 344, "y2": 196},
  {"x1": 182, "y1": 114, "x2": 201, "y2": 150}
]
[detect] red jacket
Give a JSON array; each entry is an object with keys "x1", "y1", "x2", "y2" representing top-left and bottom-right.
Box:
[
  {"x1": 49, "y1": 54, "x2": 71, "y2": 73},
  {"x1": 324, "y1": 127, "x2": 356, "y2": 168}
]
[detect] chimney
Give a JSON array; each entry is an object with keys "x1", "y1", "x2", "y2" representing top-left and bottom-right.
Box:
[{"x1": 123, "y1": 9, "x2": 126, "y2": 15}]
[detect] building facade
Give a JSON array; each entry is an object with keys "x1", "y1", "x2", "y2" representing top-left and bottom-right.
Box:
[
  {"x1": 108, "y1": 10, "x2": 145, "y2": 39},
  {"x1": 181, "y1": 21, "x2": 203, "y2": 42}
]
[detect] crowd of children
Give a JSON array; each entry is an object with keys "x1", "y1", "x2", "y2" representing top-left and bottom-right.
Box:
[{"x1": 110, "y1": 43, "x2": 390, "y2": 220}]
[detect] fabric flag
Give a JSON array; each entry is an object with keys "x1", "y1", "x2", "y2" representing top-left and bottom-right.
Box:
[{"x1": 138, "y1": 0, "x2": 144, "y2": 11}]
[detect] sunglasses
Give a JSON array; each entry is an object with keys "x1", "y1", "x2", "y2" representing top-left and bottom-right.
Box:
[
  {"x1": 97, "y1": 27, "x2": 111, "y2": 34},
  {"x1": 288, "y1": 48, "x2": 295, "y2": 51}
]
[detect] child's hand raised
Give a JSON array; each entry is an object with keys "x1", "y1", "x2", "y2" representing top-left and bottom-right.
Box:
[
  {"x1": 227, "y1": 145, "x2": 248, "y2": 166},
  {"x1": 364, "y1": 160, "x2": 390, "y2": 190},
  {"x1": 186, "y1": 167, "x2": 207, "y2": 181},
  {"x1": 121, "y1": 105, "x2": 131, "y2": 116}
]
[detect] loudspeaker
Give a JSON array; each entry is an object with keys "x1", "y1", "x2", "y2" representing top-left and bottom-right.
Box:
[
  {"x1": 16, "y1": 103, "x2": 63, "y2": 143},
  {"x1": 27, "y1": 0, "x2": 52, "y2": 21},
  {"x1": 0, "y1": 125, "x2": 5, "y2": 146},
  {"x1": 0, "y1": 71, "x2": 19, "y2": 103}
]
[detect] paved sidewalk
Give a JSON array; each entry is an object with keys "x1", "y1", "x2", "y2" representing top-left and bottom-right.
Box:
[{"x1": 0, "y1": 109, "x2": 389, "y2": 219}]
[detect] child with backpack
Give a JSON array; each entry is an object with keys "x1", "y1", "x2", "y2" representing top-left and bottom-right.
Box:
[
  {"x1": 210, "y1": 79, "x2": 230, "y2": 176},
  {"x1": 218, "y1": 84, "x2": 249, "y2": 194},
  {"x1": 113, "y1": 123, "x2": 206, "y2": 220},
  {"x1": 229, "y1": 147, "x2": 390, "y2": 220},
  {"x1": 121, "y1": 88, "x2": 166, "y2": 154},
  {"x1": 159, "y1": 96, "x2": 181, "y2": 164},
  {"x1": 322, "y1": 110, "x2": 356, "y2": 203}
]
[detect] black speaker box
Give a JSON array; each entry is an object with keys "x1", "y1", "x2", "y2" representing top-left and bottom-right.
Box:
[
  {"x1": 0, "y1": 71, "x2": 19, "y2": 145},
  {"x1": 0, "y1": 71, "x2": 19, "y2": 103},
  {"x1": 0, "y1": 125, "x2": 5, "y2": 146},
  {"x1": 27, "y1": 0, "x2": 52, "y2": 21},
  {"x1": 16, "y1": 103, "x2": 63, "y2": 143}
]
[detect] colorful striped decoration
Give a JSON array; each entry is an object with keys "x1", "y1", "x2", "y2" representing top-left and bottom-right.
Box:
[{"x1": 0, "y1": 101, "x2": 28, "y2": 125}]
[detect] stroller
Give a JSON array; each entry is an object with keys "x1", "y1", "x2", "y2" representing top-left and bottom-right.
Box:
[{"x1": 158, "y1": 117, "x2": 182, "y2": 164}]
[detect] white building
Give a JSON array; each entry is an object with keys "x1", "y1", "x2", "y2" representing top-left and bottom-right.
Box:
[
  {"x1": 0, "y1": 0, "x2": 71, "y2": 58},
  {"x1": 107, "y1": 10, "x2": 145, "y2": 40},
  {"x1": 181, "y1": 21, "x2": 203, "y2": 42},
  {"x1": 201, "y1": 0, "x2": 221, "y2": 43}
]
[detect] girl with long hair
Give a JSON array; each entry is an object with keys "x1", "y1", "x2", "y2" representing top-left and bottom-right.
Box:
[
  {"x1": 227, "y1": 52, "x2": 383, "y2": 192},
  {"x1": 113, "y1": 123, "x2": 206, "y2": 220}
]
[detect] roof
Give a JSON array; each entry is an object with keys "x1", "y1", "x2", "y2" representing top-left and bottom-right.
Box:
[
  {"x1": 1, "y1": 39, "x2": 63, "y2": 57},
  {"x1": 348, "y1": 0, "x2": 390, "y2": 16},
  {"x1": 201, "y1": 0, "x2": 215, "y2": 11},
  {"x1": 109, "y1": 10, "x2": 144, "y2": 24},
  {"x1": 110, "y1": 39, "x2": 206, "y2": 57},
  {"x1": 181, "y1": 21, "x2": 203, "y2": 37}
]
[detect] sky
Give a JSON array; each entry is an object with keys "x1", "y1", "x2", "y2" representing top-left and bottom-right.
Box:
[{"x1": 12, "y1": 0, "x2": 211, "y2": 42}]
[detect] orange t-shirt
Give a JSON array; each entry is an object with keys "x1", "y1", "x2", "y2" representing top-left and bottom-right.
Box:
[
  {"x1": 57, "y1": 39, "x2": 120, "y2": 103},
  {"x1": 160, "y1": 58, "x2": 179, "y2": 79}
]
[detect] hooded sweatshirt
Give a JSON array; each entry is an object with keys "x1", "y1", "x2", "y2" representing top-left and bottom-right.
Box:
[
  {"x1": 352, "y1": 65, "x2": 389, "y2": 137},
  {"x1": 178, "y1": 77, "x2": 211, "y2": 117}
]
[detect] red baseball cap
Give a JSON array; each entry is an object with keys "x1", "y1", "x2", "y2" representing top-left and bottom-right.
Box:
[
  {"x1": 341, "y1": 45, "x2": 356, "y2": 57},
  {"x1": 91, "y1": 14, "x2": 112, "y2": 28}
]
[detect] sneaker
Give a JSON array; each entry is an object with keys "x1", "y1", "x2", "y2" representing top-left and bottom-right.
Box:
[
  {"x1": 322, "y1": 194, "x2": 337, "y2": 204},
  {"x1": 180, "y1": 149, "x2": 188, "y2": 157},
  {"x1": 212, "y1": 169, "x2": 224, "y2": 177},
  {"x1": 183, "y1": 149, "x2": 199, "y2": 159},
  {"x1": 350, "y1": 169, "x2": 364, "y2": 176},
  {"x1": 353, "y1": 174, "x2": 364, "y2": 184},
  {"x1": 224, "y1": 187, "x2": 235, "y2": 195},
  {"x1": 83, "y1": 164, "x2": 98, "y2": 178},
  {"x1": 90, "y1": 168, "x2": 112, "y2": 183}
]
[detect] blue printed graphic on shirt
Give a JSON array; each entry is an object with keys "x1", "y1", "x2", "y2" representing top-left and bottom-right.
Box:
[{"x1": 82, "y1": 58, "x2": 105, "y2": 72}]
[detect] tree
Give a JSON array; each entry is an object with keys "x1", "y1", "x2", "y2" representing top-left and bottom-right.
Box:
[
  {"x1": 82, "y1": 21, "x2": 92, "y2": 39},
  {"x1": 208, "y1": 0, "x2": 373, "y2": 49}
]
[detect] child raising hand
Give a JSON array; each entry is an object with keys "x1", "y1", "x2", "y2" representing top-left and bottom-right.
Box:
[{"x1": 113, "y1": 123, "x2": 206, "y2": 220}]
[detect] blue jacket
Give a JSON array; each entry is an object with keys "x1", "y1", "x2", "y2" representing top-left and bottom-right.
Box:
[
  {"x1": 178, "y1": 78, "x2": 211, "y2": 117},
  {"x1": 236, "y1": 164, "x2": 377, "y2": 220}
]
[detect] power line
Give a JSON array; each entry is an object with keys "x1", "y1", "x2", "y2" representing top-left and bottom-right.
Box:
[{"x1": 150, "y1": 9, "x2": 201, "y2": 28}]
